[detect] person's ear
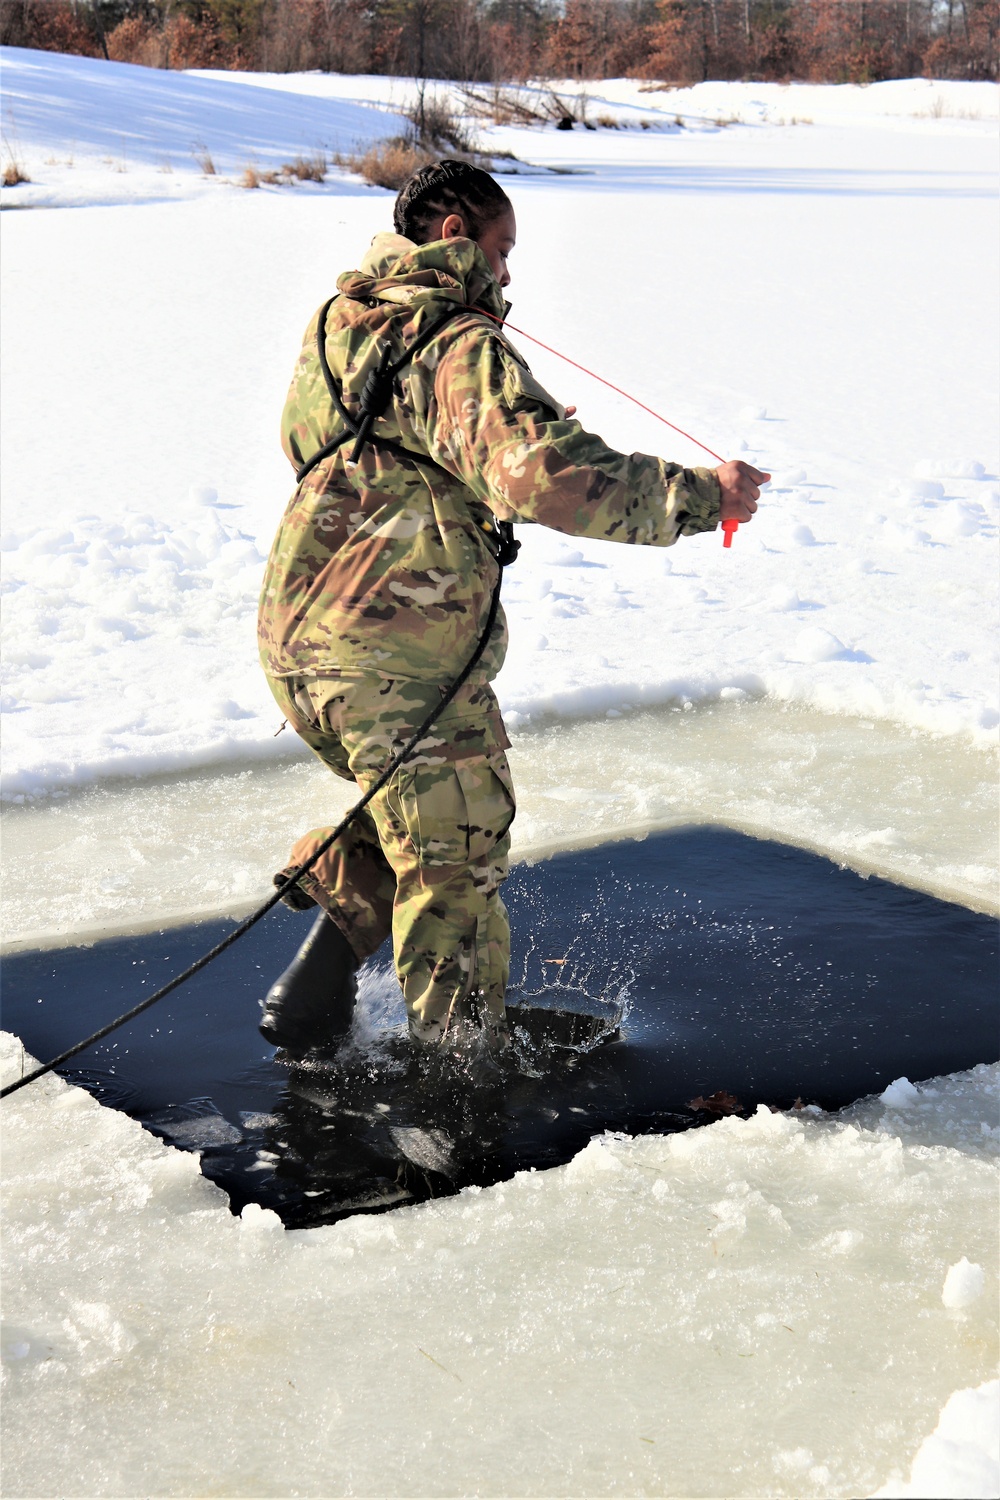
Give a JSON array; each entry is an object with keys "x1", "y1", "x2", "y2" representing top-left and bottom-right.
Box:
[{"x1": 441, "y1": 212, "x2": 467, "y2": 239}]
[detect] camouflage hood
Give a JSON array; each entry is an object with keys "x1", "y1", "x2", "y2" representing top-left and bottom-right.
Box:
[
  {"x1": 258, "y1": 233, "x2": 720, "y2": 687},
  {"x1": 337, "y1": 232, "x2": 508, "y2": 323}
]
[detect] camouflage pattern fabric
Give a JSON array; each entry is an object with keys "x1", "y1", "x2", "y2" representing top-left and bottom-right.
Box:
[
  {"x1": 259, "y1": 231, "x2": 721, "y2": 1044},
  {"x1": 269, "y1": 670, "x2": 513, "y2": 1046},
  {"x1": 258, "y1": 232, "x2": 721, "y2": 688}
]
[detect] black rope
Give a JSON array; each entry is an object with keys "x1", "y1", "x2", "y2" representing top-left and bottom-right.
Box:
[{"x1": 1, "y1": 572, "x2": 506, "y2": 1101}]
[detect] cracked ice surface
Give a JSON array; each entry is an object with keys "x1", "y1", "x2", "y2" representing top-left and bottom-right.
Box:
[{"x1": 2, "y1": 1032, "x2": 997, "y2": 1498}]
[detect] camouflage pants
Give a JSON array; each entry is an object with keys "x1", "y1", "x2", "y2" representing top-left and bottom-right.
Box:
[{"x1": 267, "y1": 671, "x2": 515, "y2": 1046}]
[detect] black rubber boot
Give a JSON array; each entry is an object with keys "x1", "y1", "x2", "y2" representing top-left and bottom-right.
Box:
[{"x1": 259, "y1": 911, "x2": 358, "y2": 1056}]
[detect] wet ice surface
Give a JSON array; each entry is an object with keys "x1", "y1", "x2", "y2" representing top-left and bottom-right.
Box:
[
  {"x1": 2, "y1": 1023, "x2": 997, "y2": 1499},
  {"x1": 3, "y1": 829, "x2": 996, "y2": 1234},
  {"x1": 2, "y1": 700, "x2": 997, "y2": 955}
]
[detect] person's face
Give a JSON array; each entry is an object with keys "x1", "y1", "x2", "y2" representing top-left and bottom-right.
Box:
[{"x1": 440, "y1": 206, "x2": 516, "y2": 289}]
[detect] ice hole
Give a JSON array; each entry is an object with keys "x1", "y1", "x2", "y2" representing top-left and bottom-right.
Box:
[{"x1": 3, "y1": 826, "x2": 995, "y2": 1231}]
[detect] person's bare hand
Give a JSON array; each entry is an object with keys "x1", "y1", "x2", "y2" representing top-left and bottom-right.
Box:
[{"x1": 714, "y1": 460, "x2": 770, "y2": 524}]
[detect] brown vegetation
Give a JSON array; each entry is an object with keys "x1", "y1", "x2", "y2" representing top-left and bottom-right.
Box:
[
  {"x1": 1, "y1": 0, "x2": 995, "y2": 84},
  {"x1": 340, "y1": 137, "x2": 437, "y2": 190}
]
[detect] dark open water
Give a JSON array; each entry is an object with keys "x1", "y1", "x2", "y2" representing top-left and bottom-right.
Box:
[{"x1": 3, "y1": 828, "x2": 996, "y2": 1228}]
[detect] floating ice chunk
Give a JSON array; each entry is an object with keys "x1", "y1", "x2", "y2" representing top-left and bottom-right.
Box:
[
  {"x1": 942, "y1": 1258, "x2": 985, "y2": 1310},
  {"x1": 551, "y1": 548, "x2": 584, "y2": 566},
  {"x1": 872, "y1": 1380, "x2": 1000, "y2": 1499},
  {"x1": 389, "y1": 1125, "x2": 455, "y2": 1175},
  {"x1": 880, "y1": 1076, "x2": 920, "y2": 1109},
  {"x1": 791, "y1": 523, "x2": 818, "y2": 546},
  {"x1": 157, "y1": 1113, "x2": 243, "y2": 1148},
  {"x1": 738, "y1": 404, "x2": 767, "y2": 422},
  {"x1": 914, "y1": 459, "x2": 986, "y2": 482},
  {"x1": 189, "y1": 484, "x2": 218, "y2": 506}
]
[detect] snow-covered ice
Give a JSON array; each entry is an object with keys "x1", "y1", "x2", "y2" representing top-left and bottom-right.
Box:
[
  {"x1": 2, "y1": 1032, "x2": 997, "y2": 1498},
  {"x1": 2, "y1": 50, "x2": 997, "y2": 814}
]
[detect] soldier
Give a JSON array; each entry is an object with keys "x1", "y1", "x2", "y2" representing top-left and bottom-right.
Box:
[{"x1": 257, "y1": 158, "x2": 767, "y2": 1058}]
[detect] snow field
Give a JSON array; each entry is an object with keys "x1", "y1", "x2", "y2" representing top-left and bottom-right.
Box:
[
  {"x1": 190, "y1": 68, "x2": 1000, "y2": 132},
  {"x1": 2, "y1": 699, "x2": 997, "y2": 952},
  {"x1": 2, "y1": 1031, "x2": 997, "y2": 1498},
  {"x1": 2, "y1": 51, "x2": 998, "y2": 811},
  {"x1": 0, "y1": 47, "x2": 406, "y2": 207}
]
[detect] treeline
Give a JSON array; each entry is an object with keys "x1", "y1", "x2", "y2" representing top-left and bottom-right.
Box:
[{"x1": 2, "y1": 0, "x2": 996, "y2": 82}]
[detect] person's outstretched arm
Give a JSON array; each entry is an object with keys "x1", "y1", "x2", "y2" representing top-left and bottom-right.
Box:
[{"x1": 415, "y1": 328, "x2": 766, "y2": 545}]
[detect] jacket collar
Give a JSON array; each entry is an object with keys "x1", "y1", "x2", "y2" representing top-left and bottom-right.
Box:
[{"x1": 338, "y1": 232, "x2": 507, "y2": 322}]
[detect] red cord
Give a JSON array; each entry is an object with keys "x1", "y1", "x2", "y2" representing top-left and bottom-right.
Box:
[{"x1": 480, "y1": 309, "x2": 725, "y2": 465}]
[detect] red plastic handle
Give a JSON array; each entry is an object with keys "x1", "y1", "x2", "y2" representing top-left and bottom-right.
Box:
[{"x1": 721, "y1": 519, "x2": 739, "y2": 549}]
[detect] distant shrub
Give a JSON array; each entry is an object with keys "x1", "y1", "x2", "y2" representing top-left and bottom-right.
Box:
[
  {"x1": 2, "y1": 160, "x2": 31, "y2": 187},
  {"x1": 165, "y1": 14, "x2": 234, "y2": 71},
  {"x1": 283, "y1": 152, "x2": 328, "y2": 182},
  {"x1": 340, "y1": 138, "x2": 436, "y2": 192},
  {"x1": 107, "y1": 17, "x2": 167, "y2": 68},
  {"x1": 402, "y1": 93, "x2": 475, "y2": 154}
]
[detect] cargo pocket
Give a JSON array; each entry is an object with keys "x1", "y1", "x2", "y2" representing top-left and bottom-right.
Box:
[{"x1": 395, "y1": 751, "x2": 516, "y2": 869}]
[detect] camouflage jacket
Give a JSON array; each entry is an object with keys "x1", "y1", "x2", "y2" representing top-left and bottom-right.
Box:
[{"x1": 258, "y1": 233, "x2": 721, "y2": 685}]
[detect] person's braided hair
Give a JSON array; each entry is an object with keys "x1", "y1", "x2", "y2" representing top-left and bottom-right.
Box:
[{"x1": 393, "y1": 158, "x2": 511, "y2": 244}]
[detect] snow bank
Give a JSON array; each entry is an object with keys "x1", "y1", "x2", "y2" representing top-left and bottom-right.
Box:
[
  {"x1": 0, "y1": 46, "x2": 403, "y2": 206},
  {"x1": 191, "y1": 69, "x2": 1000, "y2": 131},
  {"x1": 2, "y1": 1031, "x2": 996, "y2": 1497}
]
